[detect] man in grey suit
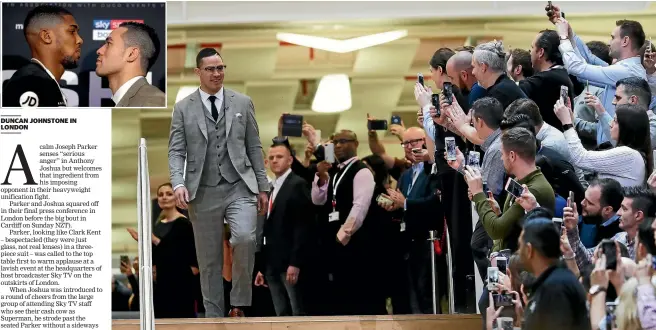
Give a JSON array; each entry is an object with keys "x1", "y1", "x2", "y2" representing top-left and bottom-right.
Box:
[
  {"x1": 168, "y1": 48, "x2": 269, "y2": 317},
  {"x1": 95, "y1": 21, "x2": 165, "y2": 107}
]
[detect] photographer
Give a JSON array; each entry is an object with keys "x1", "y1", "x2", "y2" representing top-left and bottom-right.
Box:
[{"x1": 464, "y1": 127, "x2": 555, "y2": 253}]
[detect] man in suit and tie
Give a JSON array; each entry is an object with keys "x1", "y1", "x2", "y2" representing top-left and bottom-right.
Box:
[
  {"x1": 381, "y1": 127, "x2": 445, "y2": 314},
  {"x1": 168, "y1": 47, "x2": 269, "y2": 318},
  {"x1": 95, "y1": 22, "x2": 165, "y2": 107},
  {"x1": 254, "y1": 142, "x2": 311, "y2": 316}
]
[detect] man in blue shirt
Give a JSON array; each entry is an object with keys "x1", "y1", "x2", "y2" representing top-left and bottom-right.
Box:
[{"x1": 550, "y1": 5, "x2": 647, "y2": 144}]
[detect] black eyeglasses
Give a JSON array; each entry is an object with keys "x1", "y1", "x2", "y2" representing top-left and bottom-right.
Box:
[
  {"x1": 202, "y1": 65, "x2": 227, "y2": 73},
  {"x1": 401, "y1": 138, "x2": 424, "y2": 147}
]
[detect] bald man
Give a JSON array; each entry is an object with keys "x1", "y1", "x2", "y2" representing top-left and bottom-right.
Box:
[
  {"x1": 379, "y1": 127, "x2": 445, "y2": 314},
  {"x1": 446, "y1": 50, "x2": 487, "y2": 107},
  {"x1": 3, "y1": 5, "x2": 83, "y2": 107}
]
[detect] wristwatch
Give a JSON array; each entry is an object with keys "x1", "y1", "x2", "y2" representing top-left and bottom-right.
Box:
[
  {"x1": 589, "y1": 284, "x2": 607, "y2": 296},
  {"x1": 563, "y1": 123, "x2": 574, "y2": 131},
  {"x1": 559, "y1": 35, "x2": 568, "y2": 40}
]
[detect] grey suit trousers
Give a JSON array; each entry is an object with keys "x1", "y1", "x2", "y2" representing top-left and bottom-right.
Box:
[{"x1": 188, "y1": 179, "x2": 257, "y2": 317}]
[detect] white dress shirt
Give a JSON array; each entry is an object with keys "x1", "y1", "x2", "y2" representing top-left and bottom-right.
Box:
[
  {"x1": 198, "y1": 87, "x2": 224, "y2": 114},
  {"x1": 112, "y1": 76, "x2": 143, "y2": 105},
  {"x1": 269, "y1": 168, "x2": 292, "y2": 216}
]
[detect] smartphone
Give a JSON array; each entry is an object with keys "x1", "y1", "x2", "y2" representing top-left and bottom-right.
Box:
[
  {"x1": 505, "y1": 178, "x2": 523, "y2": 198},
  {"x1": 367, "y1": 119, "x2": 388, "y2": 131},
  {"x1": 496, "y1": 256, "x2": 508, "y2": 274},
  {"x1": 412, "y1": 148, "x2": 424, "y2": 155},
  {"x1": 391, "y1": 115, "x2": 402, "y2": 125},
  {"x1": 468, "y1": 151, "x2": 480, "y2": 170},
  {"x1": 586, "y1": 80, "x2": 590, "y2": 93},
  {"x1": 487, "y1": 267, "x2": 499, "y2": 291},
  {"x1": 442, "y1": 82, "x2": 454, "y2": 105},
  {"x1": 647, "y1": 38, "x2": 652, "y2": 54},
  {"x1": 553, "y1": 218, "x2": 563, "y2": 236},
  {"x1": 601, "y1": 239, "x2": 618, "y2": 270},
  {"x1": 281, "y1": 114, "x2": 303, "y2": 137},
  {"x1": 323, "y1": 143, "x2": 335, "y2": 164},
  {"x1": 120, "y1": 255, "x2": 129, "y2": 264},
  {"x1": 431, "y1": 94, "x2": 441, "y2": 117},
  {"x1": 606, "y1": 302, "x2": 618, "y2": 330},
  {"x1": 445, "y1": 137, "x2": 457, "y2": 161},
  {"x1": 417, "y1": 73, "x2": 424, "y2": 86},
  {"x1": 568, "y1": 191, "x2": 574, "y2": 207},
  {"x1": 560, "y1": 85, "x2": 569, "y2": 104},
  {"x1": 496, "y1": 316, "x2": 514, "y2": 330},
  {"x1": 376, "y1": 194, "x2": 393, "y2": 207}
]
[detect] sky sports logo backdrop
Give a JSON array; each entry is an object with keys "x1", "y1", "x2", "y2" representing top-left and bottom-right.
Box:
[
  {"x1": 1, "y1": 2, "x2": 166, "y2": 107},
  {"x1": 93, "y1": 19, "x2": 145, "y2": 41}
]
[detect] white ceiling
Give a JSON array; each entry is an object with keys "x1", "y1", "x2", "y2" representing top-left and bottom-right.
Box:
[{"x1": 167, "y1": 1, "x2": 652, "y2": 25}]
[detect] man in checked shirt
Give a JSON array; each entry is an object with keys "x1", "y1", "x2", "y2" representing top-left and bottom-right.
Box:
[{"x1": 564, "y1": 185, "x2": 656, "y2": 270}]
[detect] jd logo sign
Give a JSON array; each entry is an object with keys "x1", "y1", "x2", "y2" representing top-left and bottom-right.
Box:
[{"x1": 19, "y1": 91, "x2": 39, "y2": 108}]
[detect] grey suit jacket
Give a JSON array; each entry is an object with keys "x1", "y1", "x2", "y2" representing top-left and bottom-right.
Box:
[
  {"x1": 168, "y1": 88, "x2": 269, "y2": 201},
  {"x1": 116, "y1": 77, "x2": 166, "y2": 108}
]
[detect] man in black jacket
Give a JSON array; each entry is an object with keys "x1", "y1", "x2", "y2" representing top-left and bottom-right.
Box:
[
  {"x1": 3, "y1": 5, "x2": 83, "y2": 107},
  {"x1": 519, "y1": 29, "x2": 576, "y2": 131},
  {"x1": 380, "y1": 127, "x2": 445, "y2": 314},
  {"x1": 472, "y1": 41, "x2": 526, "y2": 110},
  {"x1": 255, "y1": 142, "x2": 312, "y2": 316},
  {"x1": 518, "y1": 218, "x2": 590, "y2": 330}
]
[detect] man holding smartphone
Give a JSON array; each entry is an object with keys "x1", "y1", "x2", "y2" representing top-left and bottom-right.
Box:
[
  {"x1": 378, "y1": 127, "x2": 444, "y2": 314},
  {"x1": 310, "y1": 130, "x2": 378, "y2": 315},
  {"x1": 464, "y1": 127, "x2": 555, "y2": 253},
  {"x1": 549, "y1": 3, "x2": 647, "y2": 145}
]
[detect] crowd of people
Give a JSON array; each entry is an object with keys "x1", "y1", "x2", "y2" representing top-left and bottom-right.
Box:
[{"x1": 111, "y1": 2, "x2": 656, "y2": 329}]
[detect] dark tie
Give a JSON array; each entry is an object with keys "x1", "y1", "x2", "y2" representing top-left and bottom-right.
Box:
[
  {"x1": 268, "y1": 186, "x2": 275, "y2": 216},
  {"x1": 208, "y1": 95, "x2": 219, "y2": 121}
]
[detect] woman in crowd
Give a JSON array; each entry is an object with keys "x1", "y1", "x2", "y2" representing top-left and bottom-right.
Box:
[
  {"x1": 555, "y1": 101, "x2": 652, "y2": 187},
  {"x1": 127, "y1": 183, "x2": 199, "y2": 318}
]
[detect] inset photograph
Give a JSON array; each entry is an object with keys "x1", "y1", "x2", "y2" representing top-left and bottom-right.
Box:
[{"x1": 1, "y1": 2, "x2": 167, "y2": 108}]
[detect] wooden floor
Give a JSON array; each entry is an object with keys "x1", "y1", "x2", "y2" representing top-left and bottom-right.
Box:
[{"x1": 112, "y1": 314, "x2": 482, "y2": 330}]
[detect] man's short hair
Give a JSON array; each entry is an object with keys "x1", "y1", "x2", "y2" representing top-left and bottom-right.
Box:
[
  {"x1": 616, "y1": 20, "x2": 646, "y2": 52},
  {"x1": 536, "y1": 29, "x2": 563, "y2": 65},
  {"x1": 504, "y1": 99, "x2": 544, "y2": 126},
  {"x1": 586, "y1": 41, "x2": 612, "y2": 65},
  {"x1": 473, "y1": 41, "x2": 507, "y2": 73},
  {"x1": 23, "y1": 5, "x2": 72, "y2": 38},
  {"x1": 501, "y1": 127, "x2": 536, "y2": 161},
  {"x1": 508, "y1": 48, "x2": 534, "y2": 78},
  {"x1": 623, "y1": 185, "x2": 656, "y2": 216},
  {"x1": 639, "y1": 217, "x2": 656, "y2": 255},
  {"x1": 472, "y1": 97, "x2": 504, "y2": 129},
  {"x1": 524, "y1": 207, "x2": 554, "y2": 223},
  {"x1": 430, "y1": 48, "x2": 455, "y2": 73},
  {"x1": 588, "y1": 178, "x2": 624, "y2": 212},
  {"x1": 522, "y1": 218, "x2": 562, "y2": 259},
  {"x1": 499, "y1": 114, "x2": 537, "y2": 136},
  {"x1": 270, "y1": 141, "x2": 293, "y2": 156},
  {"x1": 616, "y1": 77, "x2": 652, "y2": 108},
  {"x1": 196, "y1": 47, "x2": 221, "y2": 68},
  {"x1": 119, "y1": 22, "x2": 160, "y2": 72}
]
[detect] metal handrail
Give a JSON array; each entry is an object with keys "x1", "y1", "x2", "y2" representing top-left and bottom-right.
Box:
[{"x1": 137, "y1": 138, "x2": 155, "y2": 330}]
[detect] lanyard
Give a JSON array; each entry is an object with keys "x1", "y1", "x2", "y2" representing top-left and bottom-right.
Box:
[
  {"x1": 331, "y1": 160, "x2": 356, "y2": 209},
  {"x1": 31, "y1": 58, "x2": 68, "y2": 106}
]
